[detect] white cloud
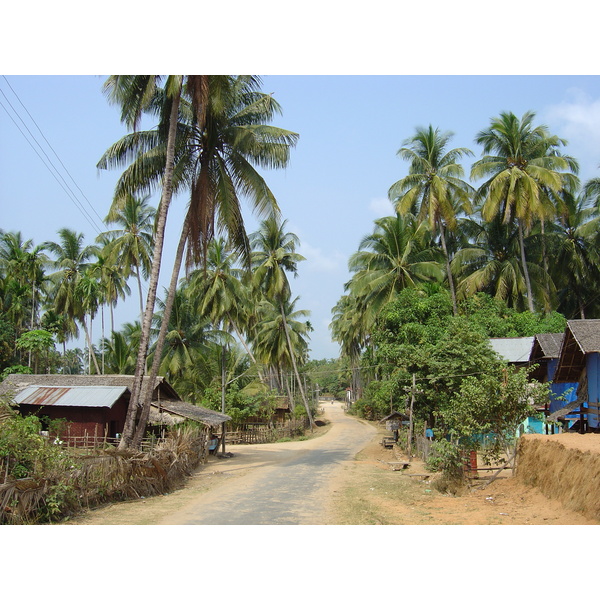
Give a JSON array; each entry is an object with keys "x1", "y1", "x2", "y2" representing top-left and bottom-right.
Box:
[
  {"x1": 544, "y1": 89, "x2": 600, "y2": 152},
  {"x1": 369, "y1": 196, "x2": 395, "y2": 218},
  {"x1": 299, "y1": 241, "x2": 345, "y2": 272}
]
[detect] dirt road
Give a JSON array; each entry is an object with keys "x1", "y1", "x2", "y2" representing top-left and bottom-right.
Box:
[
  {"x1": 67, "y1": 402, "x2": 598, "y2": 526},
  {"x1": 69, "y1": 402, "x2": 376, "y2": 525}
]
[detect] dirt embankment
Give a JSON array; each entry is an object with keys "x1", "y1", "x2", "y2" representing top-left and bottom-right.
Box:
[{"x1": 516, "y1": 433, "x2": 600, "y2": 523}]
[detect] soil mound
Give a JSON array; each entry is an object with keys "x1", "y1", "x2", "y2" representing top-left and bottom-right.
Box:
[{"x1": 516, "y1": 433, "x2": 600, "y2": 522}]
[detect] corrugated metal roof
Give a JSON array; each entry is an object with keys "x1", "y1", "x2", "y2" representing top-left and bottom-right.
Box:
[
  {"x1": 489, "y1": 337, "x2": 534, "y2": 363},
  {"x1": 12, "y1": 386, "x2": 128, "y2": 408}
]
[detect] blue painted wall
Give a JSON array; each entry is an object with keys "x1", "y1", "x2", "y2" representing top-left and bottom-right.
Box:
[{"x1": 587, "y1": 353, "x2": 599, "y2": 429}]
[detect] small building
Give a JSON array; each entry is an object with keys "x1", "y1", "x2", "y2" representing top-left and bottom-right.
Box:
[
  {"x1": 0, "y1": 374, "x2": 230, "y2": 445},
  {"x1": 489, "y1": 336, "x2": 535, "y2": 366},
  {"x1": 552, "y1": 320, "x2": 600, "y2": 432},
  {"x1": 529, "y1": 332, "x2": 578, "y2": 433}
]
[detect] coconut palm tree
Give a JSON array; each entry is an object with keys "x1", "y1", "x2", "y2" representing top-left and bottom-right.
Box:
[
  {"x1": 388, "y1": 125, "x2": 474, "y2": 314},
  {"x1": 452, "y1": 215, "x2": 552, "y2": 310},
  {"x1": 252, "y1": 297, "x2": 312, "y2": 404},
  {"x1": 346, "y1": 213, "x2": 444, "y2": 316},
  {"x1": 545, "y1": 190, "x2": 600, "y2": 318},
  {"x1": 101, "y1": 75, "x2": 298, "y2": 448},
  {"x1": 187, "y1": 238, "x2": 264, "y2": 379},
  {"x1": 471, "y1": 111, "x2": 579, "y2": 312},
  {"x1": 44, "y1": 228, "x2": 98, "y2": 357},
  {"x1": 251, "y1": 217, "x2": 314, "y2": 429},
  {"x1": 97, "y1": 193, "x2": 154, "y2": 322}
]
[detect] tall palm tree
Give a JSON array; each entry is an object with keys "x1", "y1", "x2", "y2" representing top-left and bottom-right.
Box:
[
  {"x1": 388, "y1": 125, "x2": 474, "y2": 314},
  {"x1": 102, "y1": 74, "x2": 183, "y2": 448},
  {"x1": 0, "y1": 231, "x2": 49, "y2": 338},
  {"x1": 187, "y1": 238, "x2": 264, "y2": 381},
  {"x1": 97, "y1": 193, "x2": 154, "y2": 322},
  {"x1": 44, "y1": 228, "x2": 98, "y2": 359},
  {"x1": 251, "y1": 217, "x2": 314, "y2": 429},
  {"x1": 471, "y1": 111, "x2": 579, "y2": 312},
  {"x1": 346, "y1": 213, "x2": 444, "y2": 316},
  {"x1": 330, "y1": 294, "x2": 369, "y2": 403},
  {"x1": 545, "y1": 190, "x2": 600, "y2": 318},
  {"x1": 253, "y1": 297, "x2": 312, "y2": 401},
  {"x1": 101, "y1": 75, "x2": 298, "y2": 448}
]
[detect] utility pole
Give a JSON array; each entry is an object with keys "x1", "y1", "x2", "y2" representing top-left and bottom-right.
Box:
[{"x1": 404, "y1": 373, "x2": 422, "y2": 462}]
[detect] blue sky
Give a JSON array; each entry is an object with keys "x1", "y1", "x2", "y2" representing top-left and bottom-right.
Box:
[{"x1": 3, "y1": 74, "x2": 600, "y2": 359}]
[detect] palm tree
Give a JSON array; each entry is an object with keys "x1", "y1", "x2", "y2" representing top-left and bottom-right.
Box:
[
  {"x1": 251, "y1": 217, "x2": 314, "y2": 429},
  {"x1": 187, "y1": 238, "x2": 264, "y2": 380},
  {"x1": 101, "y1": 75, "x2": 298, "y2": 448},
  {"x1": 0, "y1": 231, "x2": 49, "y2": 338},
  {"x1": 471, "y1": 111, "x2": 579, "y2": 312},
  {"x1": 44, "y1": 228, "x2": 98, "y2": 359},
  {"x1": 97, "y1": 193, "x2": 154, "y2": 322},
  {"x1": 346, "y1": 213, "x2": 444, "y2": 315},
  {"x1": 253, "y1": 297, "x2": 312, "y2": 403},
  {"x1": 452, "y1": 215, "x2": 552, "y2": 310},
  {"x1": 388, "y1": 125, "x2": 474, "y2": 314},
  {"x1": 330, "y1": 294, "x2": 368, "y2": 403},
  {"x1": 101, "y1": 74, "x2": 183, "y2": 448},
  {"x1": 101, "y1": 331, "x2": 136, "y2": 374},
  {"x1": 545, "y1": 190, "x2": 600, "y2": 318},
  {"x1": 149, "y1": 286, "x2": 218, "y2": 387}
]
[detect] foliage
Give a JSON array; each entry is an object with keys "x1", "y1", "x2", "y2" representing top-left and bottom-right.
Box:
[
  {"x1": 440, "y1": 365, "x2": 548, "y2": 463},
  {"x1": 0, "y1": 406, "x2": 76, "y2": 481}
]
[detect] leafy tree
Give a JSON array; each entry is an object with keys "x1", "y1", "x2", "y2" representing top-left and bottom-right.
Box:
[{"x1": 15, "y1": 329, "x2": 55, "y2": 374}]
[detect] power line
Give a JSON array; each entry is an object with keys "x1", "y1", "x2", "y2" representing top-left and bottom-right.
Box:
[{"x1": 0, "y1": 77, "x2": 105, "y2": 235}]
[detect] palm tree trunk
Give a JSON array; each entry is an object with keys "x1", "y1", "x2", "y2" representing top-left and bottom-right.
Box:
[
  {"x1": 517, "y1": 220, "x2": 535, "y2": 312},
  {"x1": 81, "y1": 317, "x2": 101, "y2": 374},
  {"x1": 131, "y1": 217, "x2": 189, "y2": 447},
  {"x1": 226, "y1": 311, "x2": 264, "y2": 383},
  {"x1": 120, "y1": 81, "x2": 182, "y2": 450},
  {"x1": 279, "y1": 300, "x2": 314, "y2": 431},
  {"x1": 438, "y1": 219, "x2": 458, "y2": 316},
  {"x1": 135, "y1": 263, "x2": 144, "y2": 323}
]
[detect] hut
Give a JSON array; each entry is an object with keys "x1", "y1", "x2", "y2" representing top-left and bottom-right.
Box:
[
  {"x1": 0, "y1": 374, "x2": 230, "y2": 447},
  {"x1": 489, "y1": 336, "x2": 535, "y2": 367},
  {"x1": 529, "y1": 332, "x2": 578, "y2": 433},
  {"x1": 552, "y1": 320, "x2": 600, "y2": 432}
]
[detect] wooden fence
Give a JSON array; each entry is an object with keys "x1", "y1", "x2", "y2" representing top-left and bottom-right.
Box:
[{"x1": 225, "y1": 419, "x2": 309, "y2": 444}]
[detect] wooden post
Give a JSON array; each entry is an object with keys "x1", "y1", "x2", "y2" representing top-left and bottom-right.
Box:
[{"x1": 407, "y1": 373, "x2": 416, "y2": 461}]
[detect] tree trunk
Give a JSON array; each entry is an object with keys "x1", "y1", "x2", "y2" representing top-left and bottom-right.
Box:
[
  {"x1": 438, "y1": 220, "x2": 458, "y2": 316},
  {"x1": 131, "y1": 216, "x2": 189, "y2": 448},
  {"x1": 517, "y1": 220, "x2": 535, "y2": 312},
  {"x1": 279, "y1": 301, "x2": 314, "y2": 431},
  {"x1": 81, "y1": 317, "x2": 101, "y2": 375},
  {"x1": 120, "y1": 82, "x2": 182, "y2": 450},
  {"x1": 227, "y1": 311, "x2": 264, "y2": 383}
]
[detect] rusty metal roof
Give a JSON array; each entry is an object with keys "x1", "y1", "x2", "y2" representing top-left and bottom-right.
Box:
[{"x1": 12, "y1": 385, "x2": 128, "y2": 408}]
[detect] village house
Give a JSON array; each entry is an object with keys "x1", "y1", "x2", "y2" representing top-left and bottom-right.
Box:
[
  {"x1": 551, "y1": 320, "x2": 600, "y2": 433},
  {"x1": 0, "y1": 374, "x2": 230, "y2": 446}
]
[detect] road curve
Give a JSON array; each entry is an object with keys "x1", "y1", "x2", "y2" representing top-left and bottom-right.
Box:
[{"x1": 160, "y1": 402, "x2": 377, "y2": 525}]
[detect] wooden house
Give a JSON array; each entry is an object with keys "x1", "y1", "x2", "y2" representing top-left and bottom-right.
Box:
[
  {"x1": 0, "y1": 374, "x2": 230, "y2": 445},
  {"x1": 529, "y1": 333, "x2": 578, "y2": 433},
  {"x1": 552, "y1": 320, "x2": 600, "y2": 432}
]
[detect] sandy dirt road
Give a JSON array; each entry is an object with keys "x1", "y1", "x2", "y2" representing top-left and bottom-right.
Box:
[{"x1": 161, "y1": 402, "x2": 375, "y2": 524}]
